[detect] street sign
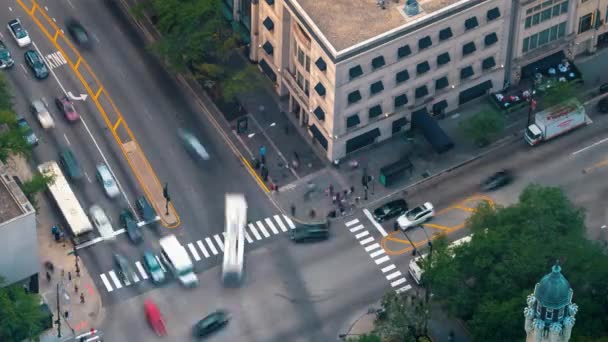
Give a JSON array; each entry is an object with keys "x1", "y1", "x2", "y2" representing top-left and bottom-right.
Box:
[{"x1": 236, "y1": 117, "x2": 248, "y2": 134}]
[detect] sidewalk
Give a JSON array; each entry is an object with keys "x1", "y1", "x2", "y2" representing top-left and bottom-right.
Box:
[{"x1": 4, "y1": 156, "x2": 104, "y2": 341}]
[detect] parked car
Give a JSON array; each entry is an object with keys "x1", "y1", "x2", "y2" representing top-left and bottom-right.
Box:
[
  {"x1": 143, "y1": 251, "x2": 165, "y2": 284},
  {"x1": 89, "y1": 205, "x2": 114, "y2": 240},
  {"x1": 30, "y1": 99, "x2": 54, "y2": 129},
  {"x1": 598, "y1": 97, "x2": 608, "y2": 114},
  {"x1": 16, "y1": 117, "x2": 38, "y2": 146},
  {"x1": 66, "y1": 18, "x2": 91, "y2": 48},
  {"x1": 289, "y1": 223, "x2": 330, "y2": 243},
  {"x1": 372, "y1": 199, "x2": 408, "y2": 222},
  {"x1": 7, "y1": 19, "x2": 31, "y2": 47},
  {"x1": 55, "y1": 96, "x2": 80, "y2": 122},
  {"x1": 178, "y1": 129, "x2": 209, "y2": 160},
  {"x1": 113, "y1": 253, "x2": 136, "y2": 284},
  {"x1": 0, "y1": 40, "x2": 15, "y2": 69},
  {"x1": 96, "y1": 163, "x2": 120, "y2": 198},
  {"x1": 192, "y1": 310, "x2": 230, "y2": 338},
  {"x1": 120, "y1": 209, "x2": 142, "y2": 244},
  {"x1": 136, "y1": 195, "x2": 157, "y2": 222},
  {"x1": 397, "y1": 202, "x2": 434, "y2": 230},
  {"x1": 24, "y1": 50, "x2": 49, "y2": 79},
  {"x1": 481, "y1": 170, "x2": 513, "y2": 191}
]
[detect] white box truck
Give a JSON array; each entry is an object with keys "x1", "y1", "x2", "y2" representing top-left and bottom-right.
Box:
[
  {"x1": 159, "y1": 235, "x2": 198, "y2": 287},
  {"x1": 525, "y1": 99, "x2": 587, "y2": 146}
]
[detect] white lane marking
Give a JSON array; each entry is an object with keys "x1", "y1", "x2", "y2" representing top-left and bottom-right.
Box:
[
  {"x1": 67, "y1": 0, "x2": 75, "y2": 9},
  {"x1": 571, "y1": 136, "x2": 608, "y2": 156},
  {"x1": 256, "y1": 221, "x2": 270, "y2": 238},
  {"x1": 84, "y1": 171, "x2": 92, "y2": 183},
  {"x1": 52, "y1": 17, "x2": 56, "y2": 23},
  {"x1": 248, "y1": 224, "x2": 262, "y2": 240},
  {"x1": 369, "y1": 249, "x2": 385, "y2": 258},
  {"x1": 108, "y1": 270, "x2": 122, "y2": 289},
  {"x1": 390, "y1": 278, "x2": 407, "y2": 287},
  {"x1": 7, "y1": 7, "x2": 12, "y2": 12},
  {"x1": 365, "y1": 243, "x2": 381, "y2": 252},
  {"x1": 345, "y1": 219, "x2": 359, "y2": 227},
  {"x1": 355, "y1": 231, "x2": 369, "y2": 239},
  {"x1": 99, "y1": 274, "x2": 113, "y2": 292},
  {"x1": 187, "y1": 243, "x2": 201, "y2": 261},
  {"x1": 205, "y1": 237, "x2": 218, "y2": 255},
  {"x1": 359, "y1": 237, "x2": 375, "y2": 245},
  {"x1": 135, "y1": 261, "x2": 148, "y2": 280},
  {"x1": 44, "y1": 6, "x2": 49, "y2": 11},
  {"x1": 363, "y1": 208, "x2": 388, "y2": 237},
  {"x1": 265, "y1": 218, "x2": 279, "y2": 234},
  {"x1": 19, "y1": 63, "x2": 27, "y2": 75},
  {"x1": 396, "y1": 285, "x2": 412, "y2": 293},
  {"x1": 63, "y1": 133, "x2": 71, "y2": 146},
  {"x1": 381, "y1": 264, "x2": 396, "y2": 273},
  {"x1": 213, "y1": 234, "x2": 224, "y2": 251},
  {"x1": 386, "y1": 271, "x2": 402, "y2": 280},
  {"x1": 274, "y1": 215, "x2": 288, "y2": 232},
  {"x1": 349, "y1": 224, "x2": 365, "y2": 232},
  {"x1": 197, "y1": 240, "x2": 210, "y2": 258},
  {"x1": 92, "y1": 34, "x2": 100, "y2": 43},
  {"x1": 155, "y1": 255, "x2": 166, "y2": 272},
  {"x1": 283, "y1": 215, "x2": 296, "y2": 229},
  {"x1": 375, "y1": 255, "x2": 390, "y2": 265},
  {"x1": 243, "y1": 230, "x2": 253, "y2": 243}
]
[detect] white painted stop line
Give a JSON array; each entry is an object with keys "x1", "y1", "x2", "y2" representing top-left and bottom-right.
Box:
[{"x1": 100, "y1": 274, "x2": 113, "y2": 292}]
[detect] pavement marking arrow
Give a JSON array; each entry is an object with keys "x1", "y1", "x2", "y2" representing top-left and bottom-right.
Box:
[{"x1": 67, "y1": 91, "x2": 88, "y2": 101}]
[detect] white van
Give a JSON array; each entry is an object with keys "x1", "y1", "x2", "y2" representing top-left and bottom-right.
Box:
[{"x1": 159, "y1": 235, "x2": 198, "y2": 287}]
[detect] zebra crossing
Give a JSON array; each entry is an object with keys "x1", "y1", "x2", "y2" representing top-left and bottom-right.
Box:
[
  {"x1": 344, "y1": 218, "x2": 412, "y2": 294},
  {"x1": 98, "y1": 214, "x2": 296, "y2": 293}
]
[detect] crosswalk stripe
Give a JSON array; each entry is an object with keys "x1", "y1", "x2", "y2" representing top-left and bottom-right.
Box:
[
  {"x1": 155, "y1": 255, "x2": 166, "y2": 272},
  {"x1": 390, "y1": 278, "x2": 407, "y2": 287},
  {"x1": 359, "y1": 237, "x2": 375, "y2": 245},
  {"x1": 355, "y1": 231, "x2": 369, "y2": 239},
  {"x1": 381, "y1": 264, "x2": 396, "y2": 273},
  {"x1": 248, "y1": 224, "x2": 262, "y2": 240},
  {"x1": 108, "y1": 270, "x2": 122, "y2": 289},
  {"x1": 349, "y1": 224, "x2": 365, "y2": 232},
  {"x1": 123, "y1": 275, "x2": 131, "y2": 286},
  {"x1": 214, "y1": 234, "x2": 224, "y2": 251},
  {"x1": 205, "y1": 237, "x2": 219, "y2": 255},
  {"x1": 100, "y1": 274, "x2": 113, "y2": 292},
  {"x1": 256, "y1": 221, "x2": 270, "y2": 238},
  {"x1": 386, "y1": 271, "x2": 402, "y2": 280},
  {"x1": 265, "y1": 218, "x2": 279, "y2": 234},
  {"x1": 345, "y1": 219, "x2": 359, "y2": 227},
  {"x1": 135, "y1": 261, "x2": 148, "y2": 280},
  {"x1": 188, "y1": 243, "x2": 201, "y2": 261},
  {"x1": 131, "y1": 272, "x2": 140, "y2": 283},
  {"x1": 197, "y1": 240, "x2": 210, "y2": 258},
  {"x1": 396, "y1": 285, "x2": 412, "y2": 293},
  {"x1": 375, "y1": 255, "x2": 390, "y2": 265},
  {"x1": 365, "y1": 243, "x2": 381, "y2": 252},
  {"x1": 243, "y1": 230, "x2": 253, "y2": 243},
  {"x1": 274, "y1": 215, "x2": 288, "y2": 232},
  {"x1": 283, "y1": 215, "x2": 296, "y2": 229},
  {"x1": 369, "y1": 249, "x2": 385, "y2": 258}
]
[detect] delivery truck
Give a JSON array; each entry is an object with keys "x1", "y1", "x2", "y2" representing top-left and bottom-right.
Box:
[{"x1": 525, "y1": 99, "x2": 587, "y2": 146}]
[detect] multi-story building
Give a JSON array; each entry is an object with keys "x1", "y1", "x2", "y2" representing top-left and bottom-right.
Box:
[{"x1": 573, "y1": 0, "x2": 608, "y2": 56}]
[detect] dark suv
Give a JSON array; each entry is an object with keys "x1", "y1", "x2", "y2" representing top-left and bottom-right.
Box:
[
  {"x1": 289, "y1": 223, "x2": 330, "y2": 243},
  {"x1": 136, "y1": 195, "x2": 157, "y2": 222},
  {"x1": 373, "y1": 199, "x2": 408, "y2": 222}
]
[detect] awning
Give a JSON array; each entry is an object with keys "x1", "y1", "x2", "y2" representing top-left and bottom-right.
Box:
[
  {"x1": 415, "y1": 85, "x2": 428, "y2": 98},
  {"x1": 417, "y1": 61, "x2": 430, "y2": 74},
  {"x1": 458, "y1": 79, "x2": 493, "y2": 105},
  {"x1": 263, "y1": 17, "x2": 274, "y2": 31},
  {"x1": 314, "y1": 82, "x2": 326, "y2": 96},
  {"x1": 460, "y1": 66, "x2": 474, "y2": 79},
  {"x1": 262, "y1": 41, "x2": 274, "y2": 55},
  {"x1": 521, "y1": 50, "x2": 566, "y2": 79},
  {"x1": 258, "y1": 59, "x2": 277, "y2": 82},
  {"x1": 392, "y1": 116, "x2": 409, "y2": 134},
  {"x1": 370, "y1": 81, "x2": 384, "y2": 94},
  {"x1": 346, "y1": 128, "x2": 381, "y2": 153},
  {"x1": 369, "y1": 105, "x2": 382, "y2": 118},
  {"x1": 411, "y1": 108, "x2": 454, "y2": 153},
  {"x1": 432, "y1": 100, "x2": 448, "y2": 115},
  {"x1": 313, "y1": 106, "x2": 325, "y2": 121},
  {"x1": 346, "y1": 114, "x2": 360, "y2": 128},
  {"x1": 315, "y1": 57, "x2": 327, "y2": 71},
  {"x1": 436, "y1": 76, "x2": 449, "y2": 90},
  {"x1": 309, "y1": 124, "x2": 328, "y2": 150},
  {"x1": 437, "y1": 52, "x2": 450, "y2": 65}
]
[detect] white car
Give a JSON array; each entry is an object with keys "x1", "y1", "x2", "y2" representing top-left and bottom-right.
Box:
[
  {"x1": 30, "y1": 99, "x2": 55, "y2": 129},
  {"x1": 397, "y1": 202, "x2": 435, "y2": 230},
  {"x1": 89, "y1": 205, "x2": 115, "y2": 240},
  {"x1": 178, "y1": 129, "x2": 209, "y2": 160},
  {"x1": 95, "y1": 163, "x2": 120, "y2": 198},
  {"x1": 7, "y1": 19, "x2": 31, "y2": 47}
]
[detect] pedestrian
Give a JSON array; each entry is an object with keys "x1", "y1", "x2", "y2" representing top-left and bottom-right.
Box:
[
  {"x1": 61, "y1": 269, "x2": 65, "y2": 278},
  {"x1": 46, "y1": 271, "x2": 51, "y2": 282},
  {"x1": 75, "y1": 284, "x2": 79, "y2": 293},
  {"x1": 68, "y1": 271, "x2": 72, "y2": 281},
  {"x1": 350, "y1": 186, "x2": 355, "y2": 195},
  {"x1": 329, "y1": 184, "x2": 334, "y2": 197},
  {"x1": 259, "y1": 145, "x2": 267, "y2": 165},
  {"x1": 309, "y1": 209, "x2": 316, "y2": 218},
  {"x1": 64, "y1": 311, "x2": 69, "y2": 319},
  {"x1": 76, "y1": 267, "x2": 80, "y2": 278},
  {"x1": 343, "y1": 189, "x2": 348, "y2": 198},
  {"x1": 293, "y1": 151, "x2": 300, "y2": 163},
  {"x1": 80, "y1": 293, "x2": 85, "y2": 304},
  {"x1": 336, "y1": 192, "x2": 341, "y2": 203},
  {"x1": 290, "y1": 204, "x2": 296, "y2": 216}
]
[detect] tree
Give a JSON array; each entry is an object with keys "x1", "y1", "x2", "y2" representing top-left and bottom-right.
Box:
[
  {"x1": 0, "y1": 278, "x2": 45, "y2": 342},
  {"x1": 459, "y1": 109, "x2": 504, "y2": 147},
  {"x1": 541, "y1": 81, "x2": 578, "y2": 107},
  {"x1": 424, "y1": 185, "x2": 608, "y2": 340},
  {"x1": 0, "y1": 73, "x2": 13, "y2": 111},
  {"x1": 347, "y1": 333, "x2": 382, "y2": 342},
  {"x1": 0, "y1": 109, "x2": 31, "y2": 162},
  {"x1": 374, "y1": 291, "x2": 419, "y2": 342},
  {"x1": 19, "y1": 171, "x2": 54, "y2": 206}
]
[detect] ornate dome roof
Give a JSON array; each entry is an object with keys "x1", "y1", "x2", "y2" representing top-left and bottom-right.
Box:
[{"x1": 534, "y1": 264, "x2": 571, "y2": 310}]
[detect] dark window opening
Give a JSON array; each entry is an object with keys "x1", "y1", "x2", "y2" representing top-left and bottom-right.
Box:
[
  {"x1": 370, "y1": 81, "x2": 384, "y2": 95},
  {"x1": 418, "y1": 36, "x2": 432, "y2": 50},
  {"x1": 396, "y1": 69, "x2": 410, "y2": 84},
  {"x1": 369, "y1": 105, "x2": 383, "y2": 118},
  {"x1": 349, "y1": 65, "x2": 363, "y2": 79},
  {"x1": 372, "y1": 56, "x2": 386, "y2": 69},
  {"x1": 460, "y1": 66, "x2": 475, "y2": 79},
  {"x1": 462, "y1": 42, "x2": 476, "y2": 56},
  {"x1": 394, "y1": 94, "x2": 408, "y2": 108},
  {"x1": 417, "y1": 61, "x2": 431, "y2": 75},
  {"x1": 435, "y1": 76, "x2": 449, "y2": 90},
  {"x1": 465, "y1": 16, "x2": 479, "y2": 30},
  {"x1": 398, "y1": 45, "x2": 412, "y2": 58},
  {"x1": 485, "y1": 32, "x2": 498, "y2": 46},
  {"x1": 346, "y1": 114, "x2": 360, "y2": 128},
  {"x1": 314, "y1": 82, "x2": 326, "y2": 96},
  {"x1": 482, "y1": 56, "x2": 496, "y2": 70},
  {"x1": 439, "y1": 27, "x2": 453, "y2": 41},
  {"x1": 487, "y1": 7, "x2": 501, "y2": 21},
  {"x1": 415, "y1": 85, "x2": 429, "y2": 98},
  {"x1": 348, "y1": 90, "x2": 362, "y2": 104},
  {"x1": 437, "y1": 52, "x2": 450, "y2": 66}
]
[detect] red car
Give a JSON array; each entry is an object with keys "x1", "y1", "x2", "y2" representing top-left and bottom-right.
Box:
[
  {"x1": 144, "y1": 299, "x2": 167, "y2": 336},
  {"x1": 55, "y1": 96, "x2": 80, "y2": 122}
]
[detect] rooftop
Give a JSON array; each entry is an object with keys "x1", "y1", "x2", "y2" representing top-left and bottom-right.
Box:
[
  {"x1": 0, "y1": 161, "x2": 33, "y2": 224},
  {"x1": 294, "y1": 0, "x2": 466, "y2": 52}
]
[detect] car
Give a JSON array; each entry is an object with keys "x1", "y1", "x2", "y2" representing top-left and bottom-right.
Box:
[
  {"x1": 178, "y1": 129, "x2": 209, "y2": 160},
  {"x1": 0, "y1": 40, "x2": 15, "y2": 69},
  {"x1": 89, "y1": 205, "x2": 115, "y2": 240},
  {"x1": 30, "y1": 99, "x2": 55, "y2": 129},
  {"x1": 59, "y1": 148, "x2": 83, "y2": 180},
  {"x1": 66, "y1": 18, "x2": 91, "y2": 48},
  {"x1": 120, "y1": 209, "x2": 142, "y2": 244},
  {"x1": 113, "y1": 253, "x2": 136, "y2": 284},
  {"x1": 16, "y1": 117, "x2": 38, "y2": 146},
  {"x1": 55, "y1": 96, "x2": 80, "y2": 122},
  {"x1": 397, "y1": 202, "x2": 434, "y2": 230},
  {"x1": 481, "y1": 170, "x2": 514, "y2": 191},
  {"x1": 289, "y1": 223, "x2": 330, "y2": 243},
  {"x1": 192, "y1": 310, "x2": 230, "y2": 338},
  {"x1": 372, "y1": 199, "x2": 408, "y2": 222},
  {"x1": 136, "y1": 195, "x2": 157, "y2": 222},
  {"x1": 143, "y1": 251, "x2": 165, "y2": 284},
  {"x1": 95, "y1": 163, "x2": 120, "y2": 198},
  {"x1": 24, "y1": 50, "x2": 49, "y2": 79},
  {"x1": 598, "y1": 97, "x2": 608, "y2": 114},
  {"x1": 7, "y1": 19, "x2": 31, "y2": 47}
]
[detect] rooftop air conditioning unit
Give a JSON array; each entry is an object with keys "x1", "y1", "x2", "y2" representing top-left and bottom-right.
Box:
[{"x1": 404, "y1": 0, "x2": 420, "y2": 16}]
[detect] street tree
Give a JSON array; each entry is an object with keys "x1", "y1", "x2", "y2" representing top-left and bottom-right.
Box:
[
  {"x1": 347, "y1": 333, "x2": 382, "y2": 342},
  {"x1": 459, "y1": 108, "x2": 504, "y2": 147},
  {"x1": 423, "y1": 185, "x2": 608, "y2": 341},
  {"x1": 0, "y1": 73, "x2": 13, "y2": 111},
  {"x1": 0, "y1": 278, "x2": 45, "y2": 342},
  {"x1": 0, "y1": 109, "x2": 31, "y2": 162},
  {"x1": 373, "y1": 291, "x2": 419, "y2": 342},
  {"x1": 542, "y1": 81, "x2": 578, "y2": 107},
  {"x1": 19, "y1": 171, "x2": 54, "y2": 206}
]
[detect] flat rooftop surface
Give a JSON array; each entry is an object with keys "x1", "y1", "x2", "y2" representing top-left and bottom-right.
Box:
[
  {"x1": 0, "y1": 177, "x2": 22, "y2": 223},
  {"x1": 295, "y1": 0, "x2": 462, "y2": 51}
]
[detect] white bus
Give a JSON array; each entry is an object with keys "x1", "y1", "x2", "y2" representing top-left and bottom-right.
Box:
[
  {"x1": 159, "y1": 234, "x2": 198, "y2": 287},
  {"x1": 409, "y1": 235, "x2": 473, "y2": 285},
  {"x1": 222, "y1": 193, "x2": 247, "y2": 284},
  {"x1": 38, "y1": 161, "x2": 93, "y2": 240}
]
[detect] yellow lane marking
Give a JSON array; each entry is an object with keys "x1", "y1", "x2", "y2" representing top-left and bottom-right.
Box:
[
  {"x1": 94, "y1": 87, "x2": 103, "y2": 100},
  {"x1": 112, "y1": 118, "x2": 122, "y2": 132},
  {"x1": 29, "y1": 3, "x2": 36, "y2": 15},
  {"x1": 583, "y1": 158, "x2": 608, "y2": 174},
  {"x1": 74, "y1": 57, "x2": 81, "y2": 70},
  {"x1": 422, "y1": 223, "x2": 453, "y2": 231},
  {"x1": 450, "y1": 206, "x2": 476, "y2": 212},
  {"x1": 53, "y1": 29, "x2": 59, "y2": 42},
  {"x1": 242, "y1": 157, "x2": 270, "y2": 193}
]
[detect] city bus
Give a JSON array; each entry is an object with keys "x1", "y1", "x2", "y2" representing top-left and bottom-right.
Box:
[
  {"x1": 38, "y1": 161, "x2": 93, "y2": 241},
  {"x1": 408, "y1": 235, "x2": 473, "y2": 285},
  {"x1": 222, "y1": 193, "x2": 247, "y2": 284}
]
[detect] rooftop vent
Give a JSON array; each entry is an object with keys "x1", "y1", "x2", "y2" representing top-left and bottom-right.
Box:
[
  {"x1": 377, "y1": 0, "x2": 386, "y2": 9},
  {"x1": 404, "y1": 0, "x2": 419, "y2": 16}
]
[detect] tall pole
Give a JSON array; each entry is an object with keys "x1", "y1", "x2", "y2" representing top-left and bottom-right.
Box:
[{"x1": 56, "y1": 283, "x2": 62, "y2": 338}]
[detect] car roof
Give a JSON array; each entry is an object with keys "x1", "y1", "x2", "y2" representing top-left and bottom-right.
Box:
[
  {"x1": 97, "y1": 164, "x2": 111, "y2": 177},
  {"x1": 32, "y1": 99, "x2": 46, "y2": 110}
]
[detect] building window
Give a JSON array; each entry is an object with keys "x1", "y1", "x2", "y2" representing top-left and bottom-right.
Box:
[
  {"x1": 305, "y1": 56, "x2": 311, "y2": 72},
  {"x1": 487, "y1": 7, "x2": 501, "y2": 21},
  {"x1": 522, "y1": 37, "x2": 529, "y2": 53},
  {"x1": 460, "y1": 66, "x2": 475, "y2": 79},
  {"x1": 538, "y1": 28, "x2": 550, "y2": 45},
  {"x1": 369, "y1": 105, "x2": 383, "y2": 118},
  {"x1": 542, "y1": 0, "x2": 553, "y2": 8},
  {"x1": 262, "y1": 41, "x2": 274, "y2": 55},
  {"x1": 579, "y1": 13, "x2": 593, "y2": 33},
  {"x1": 415, "y1": 85, "x2": 429, "y2": 98},
  {"x1": 372, "y1": 56, "x2": 386, "y2": 69},
  {"x1": 552, "y1": 4, "x2": 561, "y2": 17},
  {"x1": 297, "y1": 45, "x2": 305, "y2": 65},
  {"x1": 348, "y1": 90, "x2": 362, "y2": 104},
  {"x1": 558, "y1": 21, "x2": 566, "y2": 37},
  {"x1": 465, "y1": 16, "x2": 479, "y2": 30},
  {"x1": 525, "y1": 17, "x2": 532, "y2": 28},
  {"x1": 394, "y1": 94, "x2": 408, "y2": 108},
  {"x1": 346, "y1": 114, "x2": 360, "y2": 128},
  {"x1": 437, "y1": 52, "x2": 451, "y2": 66},
  {"x1": 546, "y1": 309, "x2": 553, "y2": 320},
  {"x1": 349, "y1": 65, "x2": 363, "y2": 79},
  {"x1": 419, "y1": 36, "x2": 432, "y2": 50},
  {"x1": 439, "y1": 27, "x2": 453, "y2": 41},
  {"x1": 435, "y1": 76, "x2": 449, "y2": 90},
  {"x1": 265, "y1": 0, "x2": 275, "y2": 5},
  {"x1": 315, "y1": 57, "x2": 327, "y2": 71},
  {"x1": 314, "y1": 83, "x2": 326, "y2": 96},
  {"x1": 482, "y1": 56, "x2": 496, "y2": 70},
  {"x1": 541, "y1": 8, "x2": 552, "y2": 22},
  {"x1": 313, "y1": 106, "x2": 325, "y2": 121},
  {"x1": 521, "y1": 21, "x2": 566, "y2": 53},
  {"x1": 416, "y1": 61, "x2": 431, "y2": 75},
  {"x1": 485, "y1": 32, "x2": 498, "y2": 46},
  {"x1": 561, "y1": 0, "x2": 568, "y2": 14},
  {"x1": 462, "y1": 42, "x2": 477, "y2": 56},
  {"x1": 398, "y1": 45, "x2": 412, "y2": 59},
  {"x1": 396, "y1": 69, "x2": 410, "y2": 84},
  {"x1": 263, "y1": 17, "x2": 274, "y2": 31},
  {"x1": 370, "y1": 80, "x2": 384, "y2": 95}
]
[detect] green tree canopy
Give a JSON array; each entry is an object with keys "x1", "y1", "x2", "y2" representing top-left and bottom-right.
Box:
[
  {"x1": 0, "y1": 73, "x2": 13, "y2": 111},
  {"x1": 374, "y1": 291, "x2": 420, "y2": 342},
  {"x1": 424, "y1": 185, "x2": 608, "y2": 341},
  {"x1": 0, "y1": 279, "x2": 45, "y2": 342},
  {"x1": 459, "y1": 108, "x2": 504, "y2": 147},
  {"x1": 347, "y1": 333, "x2": 382, "y2": 342},
  {"x1": 541, "y1": 81, "x2": 578, "y2": 108},
  {"x1": 0, "y1": 109, "x2": 31, "y2": 162}
]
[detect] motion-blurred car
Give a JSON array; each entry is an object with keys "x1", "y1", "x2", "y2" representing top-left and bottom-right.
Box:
[
  {"x1": 289, "y1": 223, "x2": 330, "y2": 243},
  {"x1": 372, "y1": 199, "x2": 408, "y2": 222},
  {"x1": 120, "y1": 209, "x2": 142, "y2": 244},
  {"x1": 113, "y1": 253, "x2": 136, "y2": 284},
  {"x1": 143, "y1": 251, "x2": 165, "y2": 284},
  {"x1": 193, "y1": 310, "x2": 230, "y2": 338},
  {"x1": 482, "y1": 170, "x2": 513, "y2": 191},
  {"x1": 598, "y1": 97, "x2": 608, "y2": 114},
  {"x1": 136, "y1": 195, "x2": 157, "y2": 222},
  {"x1": 16, "y1": 117, "x2": 38, "y2": 146},
  {"x1": 397, "y1": 202, "x2": 434, "y2": 230},
  {"x1": 30, "y1": 99, "x2": 54, "y2": 129},
  {"x1": 24, "y1": 50, "x2": 49, "y2": 79},
  {"x1": 90, "y1": 205, "x2": 115, "y2": 241},
  {"x1": 96, "y1": 163, "x2": 120, "y2": 198},
  {"x1": 7, "y1": 19, "x2": 31, "y2": 47},
  {"x1": 66, "y1": 18, "x2": 91, "y2": 48},
  {"x1": 178, "y1": 129, "x2": 209, "y2": 160},
  {"x1": 55, "y1": 96, "x2": 80, "y2": 122},
  {"x1": 0, "y1": 40, "x2": 15, "y2": 69}
]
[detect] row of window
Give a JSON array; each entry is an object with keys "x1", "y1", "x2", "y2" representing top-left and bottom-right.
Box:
[
  {"x1": 524, "y1": 0, "x2": 568, "y2": 29},
  {"x1": 522, "y1": 21, "x2": 567, "y2": 53},
  {"x1": 526, "y1": 0, "x2": 562, "y2": 15}
]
